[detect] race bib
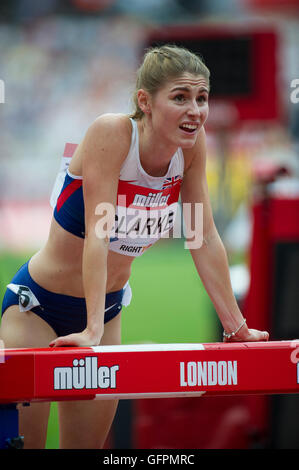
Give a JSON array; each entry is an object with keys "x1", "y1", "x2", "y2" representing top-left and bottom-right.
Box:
[{"x1": 7, "y1": 284, "x2": 41, "y2": 312}]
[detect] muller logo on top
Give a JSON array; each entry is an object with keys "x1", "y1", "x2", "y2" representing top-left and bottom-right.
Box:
[
  {"x1": 131, "y1": 175, "x2": 182, "y2": 209},
  {"x1": 117, "y1": 175, "x2": 182, "y2": 210},
  {"x1": 132, "y1": 191, "x2": 170, "y2": 208}
]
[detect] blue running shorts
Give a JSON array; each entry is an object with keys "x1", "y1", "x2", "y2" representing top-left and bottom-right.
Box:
[{"x1": 1, "y1": 261, "x2": 131, "y2": 337}]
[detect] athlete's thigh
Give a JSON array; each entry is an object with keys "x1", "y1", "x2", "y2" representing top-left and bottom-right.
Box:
[
  {"x1": 0, "y1": 305, "x2": 58, "y2": 448},
  {"x1": 101, "y1": 309, "x2": 122, "y2": 346},
  {"x1": 58, "y1": 312, "x2": 122, "y2": 449},
  {"x1": 0, "y1": 305, "x2": 57, "y2": 348}
]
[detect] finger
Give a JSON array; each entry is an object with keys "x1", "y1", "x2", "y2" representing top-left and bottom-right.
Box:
[
  {"x1": 252, "y1": 330, "x2": 269, "y2": 342},
  {"x1": 49, "y1": 336, "x2": 74, "y2": 347},
  {"x1": 49, "y1": 339, "x2": 63, "y2": 347}
]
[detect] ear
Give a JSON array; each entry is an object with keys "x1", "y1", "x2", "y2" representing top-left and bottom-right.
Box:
[{"x1": 137, "y1": 89, "x2": 151, "y2": 114}]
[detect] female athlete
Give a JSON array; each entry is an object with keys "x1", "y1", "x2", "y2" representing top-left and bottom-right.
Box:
[{"x1": 0, "y1": 45, "x2": 269, "y2": 448}]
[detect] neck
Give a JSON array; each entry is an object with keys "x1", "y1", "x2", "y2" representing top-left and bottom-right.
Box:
[{"x1": 137, "y1": 118, "x2": 177, "y2": 177}]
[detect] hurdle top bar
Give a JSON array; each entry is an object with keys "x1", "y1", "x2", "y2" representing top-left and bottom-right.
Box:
[{"x1": 0, "y1": 341, "x2": 298, "y2": 403}]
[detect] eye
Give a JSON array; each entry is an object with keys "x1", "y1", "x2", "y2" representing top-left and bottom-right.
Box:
[
  {"x1": 197, "y1": 95, "x2": 207, "y2": 103},
  {"x1": 173, "y1": 94, "x2": 186, "y2": 102}
]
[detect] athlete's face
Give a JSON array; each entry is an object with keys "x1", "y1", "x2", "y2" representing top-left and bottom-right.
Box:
[{"x1": 148, "y1": 73, "x2": 209, "y2": 148}]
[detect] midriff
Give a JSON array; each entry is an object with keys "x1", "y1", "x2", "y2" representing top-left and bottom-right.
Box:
[{"x1": 29, "y1": 218, "x2": 134, "y2": 297}]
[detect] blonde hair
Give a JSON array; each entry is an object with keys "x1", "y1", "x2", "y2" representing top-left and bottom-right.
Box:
[{"x1": 130, "y1": 44, "x2": 210, "y2": 120}]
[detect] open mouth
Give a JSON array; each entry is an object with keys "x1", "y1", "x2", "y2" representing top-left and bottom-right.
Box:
[{"x1": 179, "y1": 123, "x2": 198, "y2": 134}]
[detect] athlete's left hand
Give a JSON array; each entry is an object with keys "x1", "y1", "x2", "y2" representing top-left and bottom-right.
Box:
[{"x1": 223, "y1": 328, "x2": 269, "y2": 343}]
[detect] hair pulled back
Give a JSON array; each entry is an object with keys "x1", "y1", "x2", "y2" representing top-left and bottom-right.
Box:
[{"x1": 130, "y1": 44, "x2": 210, "y2": 120}]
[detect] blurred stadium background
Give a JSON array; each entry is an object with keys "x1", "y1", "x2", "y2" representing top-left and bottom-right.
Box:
[{"x1": 0, "y1": 0, "x2": 299, "y2": 450}]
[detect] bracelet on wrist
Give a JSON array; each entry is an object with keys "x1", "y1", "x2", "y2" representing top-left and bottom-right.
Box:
[{"x1": 223, "y1": 318, "x2": 247, "y2": 340}]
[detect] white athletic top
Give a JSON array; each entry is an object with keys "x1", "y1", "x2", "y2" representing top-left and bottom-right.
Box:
[
  {"x1": 109, "y1": 118, "x2": 184, "y2": 257},
  {"x1": 50, "y1": 118, "x2": 184, "y2": 258}
]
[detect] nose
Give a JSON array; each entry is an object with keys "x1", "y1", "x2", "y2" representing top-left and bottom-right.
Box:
[
  {"x1": 187, "y1": 99, "x2": 208, "y2": 123},
  {"x1": 187, "y1": 99, "x2": 201, "y2": 118}
]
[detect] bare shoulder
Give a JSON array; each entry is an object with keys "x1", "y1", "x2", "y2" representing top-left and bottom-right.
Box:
[
  {"x1": 81, "y1": 114, "x2": 132, "y2": 214},
  {"x1": 75, "y1": 113, "x2": 131, "y2": 173},
  {"x1": 92, "y1": 112, "x2": 132, "y2": 134},
  {"x1": 85, "y1": 113, "x2": 132, "y2": 154},
  {"x1": 182, "y1": 126, "x2": 207, "y2": 175}
]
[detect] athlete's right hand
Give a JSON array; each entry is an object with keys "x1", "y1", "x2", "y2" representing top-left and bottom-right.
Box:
[{"x1": 49, "y1": 327, "x2": 103, "y2": 348}]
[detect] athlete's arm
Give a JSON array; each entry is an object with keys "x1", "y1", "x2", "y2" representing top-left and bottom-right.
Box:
[
  {"x1": 50, "y1": 114, "x2": 130, "y2": 347},
  {"x1": 180, "y1": 127, "x2": 269, "y2": 342}
]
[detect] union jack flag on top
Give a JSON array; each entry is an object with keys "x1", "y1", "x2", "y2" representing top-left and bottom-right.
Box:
[{"x1": 162, "y1": 175, "x2": 182, "y2": 190}]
